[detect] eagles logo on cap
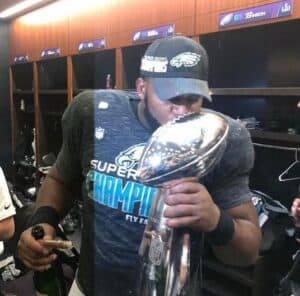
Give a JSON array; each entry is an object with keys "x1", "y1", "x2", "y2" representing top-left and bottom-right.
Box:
[{"x1": 170, "y1": 52, "x2": 201, "y2": 68}]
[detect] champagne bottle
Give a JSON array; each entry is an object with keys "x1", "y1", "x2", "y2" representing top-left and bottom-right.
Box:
[{"x1": 31, "y1": 225, "x2": 67, "y2": 296}]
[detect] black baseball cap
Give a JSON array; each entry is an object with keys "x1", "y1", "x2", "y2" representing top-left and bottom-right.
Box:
[{"x1": 140, "y1": 35, "x2": 212, "y2": 102}]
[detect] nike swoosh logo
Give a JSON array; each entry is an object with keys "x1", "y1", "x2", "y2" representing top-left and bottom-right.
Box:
[{"x1": 4, "y1": 203, "x2": 11, "y2": 210}]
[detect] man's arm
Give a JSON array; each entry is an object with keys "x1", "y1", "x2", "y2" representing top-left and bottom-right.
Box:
[
  {"x1": 35, "y1": 166, "x2": 77, "y2": 218},
  {"x1": 18, "y1": 95, "x2": 84, "y2": 271},
  {"x1": 212, "y1": 201, "x2": 261, "y2": 266},
  {"x1": 163, "y1": 178, "x2": 261, "y2": 267},
  {"x1": 205, "y1": 119, "x2": 260, "y2": 266},
  {"x1": 17, "y1": 166, "x2": 77, "y2": 271}
]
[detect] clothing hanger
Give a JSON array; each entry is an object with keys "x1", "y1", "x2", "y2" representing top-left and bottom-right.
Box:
[
  {"x1": 252, "y1": 142, "x2": 300, "y2": 181},
  {"x1": 253, "y1": 142, "x2": 299, "y2": 151},
  {"x1": 278, "y1": 149, "x2": 300, "y2": 182}
]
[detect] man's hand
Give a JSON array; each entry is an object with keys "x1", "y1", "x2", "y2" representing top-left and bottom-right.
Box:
[
  {"x1": 17, "y1": 223, "x2": 57, "y2": 271},
  {"x1": 291, "y1": 198, "x2": 300, "y2": 226},
  {"x1": 163, "y1": 177, "x2": 220, "y2": 232}
]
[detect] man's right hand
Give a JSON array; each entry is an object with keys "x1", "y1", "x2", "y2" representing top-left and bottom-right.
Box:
[
  {"x1": 17, "y1": 223, "x2": 57, "y2": 271},
  {"x1": 291, "y1": 198, "x2": 300, "y2": 225}
]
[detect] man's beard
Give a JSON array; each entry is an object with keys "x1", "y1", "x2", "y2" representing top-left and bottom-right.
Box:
[{"x1": 143, "y1": 94, "x2": 161, "y2": 132}]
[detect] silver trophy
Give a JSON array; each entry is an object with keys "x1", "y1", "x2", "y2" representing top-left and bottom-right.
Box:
[{"x1": 136, "y1": 111, "x2": 229, "y2": 296}]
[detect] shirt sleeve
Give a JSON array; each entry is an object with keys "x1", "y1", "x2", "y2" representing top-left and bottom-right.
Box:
[
  {"x1": 0, "y1": 168, "x2": 16, "y2": 220},
  {"x1": 55, "y1": 95, "x2": 85, "y2": 186},
  {"x1": 208, "y1": 120, "x2": 255, "y2": 210}
]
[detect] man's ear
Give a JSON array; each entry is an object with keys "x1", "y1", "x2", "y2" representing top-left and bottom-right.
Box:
[{"x1": 136, "y1": 77, "x2": 146, "y2": 100}]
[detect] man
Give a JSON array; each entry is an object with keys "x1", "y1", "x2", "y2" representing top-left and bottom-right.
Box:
[
  {"x1": 17, "y1": 35, "x2": 261, "y2": 295},
  {"x1": 0, "y1": 167, "x2": 15, "y2": 241}
]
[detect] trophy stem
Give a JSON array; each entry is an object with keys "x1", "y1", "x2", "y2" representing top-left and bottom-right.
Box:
[{"x1": 137, "y1": 188, "x2": 190, "y2": 296}]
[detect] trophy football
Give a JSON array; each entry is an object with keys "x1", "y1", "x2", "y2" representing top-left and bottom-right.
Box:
[{"x1": 136, "y1": 111, "x2": 229, "y2": 296}]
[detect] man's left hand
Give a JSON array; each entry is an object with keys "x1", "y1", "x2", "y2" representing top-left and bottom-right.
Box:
[{"x1": 163, "y1": 177, "x2": 220, "y2": 232}]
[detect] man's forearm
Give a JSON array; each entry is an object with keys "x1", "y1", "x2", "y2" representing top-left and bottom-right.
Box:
[
  {"x1": 35, "y1": 167, "x2": 76, "y2": 220},
  {"x1": 210, "y1": 201, "x2": 262, "y2": 267},
  {"x1": 212, "y1": 218, "x2": 261, "y2": 266}
]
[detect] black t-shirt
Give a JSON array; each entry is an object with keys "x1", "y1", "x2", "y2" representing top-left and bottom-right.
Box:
[{"x1": 55, "y1": 89, "x2": 254, "y2": 295}]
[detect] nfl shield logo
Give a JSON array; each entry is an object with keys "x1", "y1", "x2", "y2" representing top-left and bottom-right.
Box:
[{"x1": 95, "y1": 127, "x2": 105, "y2": 140}]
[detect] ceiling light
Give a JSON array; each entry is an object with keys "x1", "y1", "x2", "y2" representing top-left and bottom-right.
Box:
[
  {"x1": 0, "y1": 0, "x2": 47, "y2": 19},
  {"x1": 20, "y1": 0, "x2": 110, "y2": 25}
]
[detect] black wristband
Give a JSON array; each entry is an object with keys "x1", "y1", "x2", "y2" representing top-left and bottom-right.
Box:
[
  {"x1": 206, "y1": 210, "x2": 235, "y2": 246},
  {"x1": 29, "y1": 206, "x2": 60, "y2": 230}
]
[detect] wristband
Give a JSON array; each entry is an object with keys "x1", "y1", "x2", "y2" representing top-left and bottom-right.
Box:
[
  {"x1": 29, "y1": 206, "x2": 60, "y2": 230},
  {"x1": 206, "y1": 210, "x2": 235, "y2": 246}
]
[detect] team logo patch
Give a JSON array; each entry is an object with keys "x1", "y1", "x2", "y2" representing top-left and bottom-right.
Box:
[
  {"x1": 95, "y1": 127, "x2": 105, "y2": 140},
  {"x1": 115, "y1": 143, "x2": 146, "y2": 170},
  {"x1": 219, "y1": 13, "x2": 234, "y2": 27},
  {"x1": 170, "y1": 52, "x2": 201, "y2": 68},
  {"x1": 133, "y1": 31, "x2": 141, "y2": 42}
]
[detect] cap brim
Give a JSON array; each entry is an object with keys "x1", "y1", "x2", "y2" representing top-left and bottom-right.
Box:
[{"x1": 151, "y1": 77, "x2": 212, "y2": 102}]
